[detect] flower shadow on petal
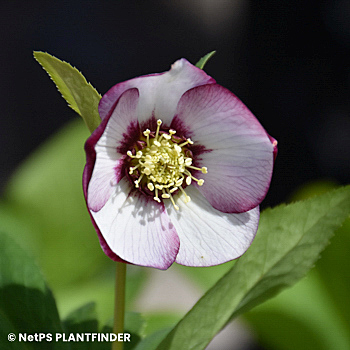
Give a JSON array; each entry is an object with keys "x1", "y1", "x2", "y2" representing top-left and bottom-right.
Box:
[
  {"x1": 110, "y1": 183, "x2": 174, "y2": 232},
  {"x1": 166, "y1": 188, "x2": 259, "y2": 266},
  {"x1": 171, "y1": 188, "x2": 254, "y2": 228}
]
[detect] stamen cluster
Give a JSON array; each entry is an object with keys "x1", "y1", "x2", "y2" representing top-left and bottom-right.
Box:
[{"x1": 127, "y1": 119, "x2": 207, "y2": 210}]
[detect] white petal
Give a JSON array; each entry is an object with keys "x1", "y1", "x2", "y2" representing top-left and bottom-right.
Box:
[
  {"x1": 91, "y1": 178, "x2": 180, "y2": 269},
  {"x1": 166, "y1": 186, "x2": 259, "y2": 267},
  {"x1": 97, "y1": 88, "x2": 139, "y2": 154},
  {"x1": 86, "y1": 88, "x2": 139, "y2": 211},
  {"x1": 87, "y1": 151, "x2": 122, "y2": 212},
  {"x1": 99, "y1": 59, "x2": 215, "y2": 126}
]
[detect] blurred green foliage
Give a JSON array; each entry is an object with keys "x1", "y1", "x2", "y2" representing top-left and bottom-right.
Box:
[
  {"x1": 4, "y1": 120, "x2": 100, "y2": 287},
  {"x1": 0, "y1": 228, "x2": 64, "y2": 349},
  {"x1": 0, "y1": 116, "x2": 349, "y2": 350}
]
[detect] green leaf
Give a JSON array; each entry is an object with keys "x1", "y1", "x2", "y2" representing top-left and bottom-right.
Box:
[
  {"x1": 195, "y1": 51, "x2": 216, "y2": 70},
  {"x1": 34, "y1": 51, "x2": 101, "y2": 133},
  {"x1": 156, "y1": 186, "x2": 350, "y2": 350},
  {"x1": 0, "y1": 230, "x2": 65, "y2": 350}
]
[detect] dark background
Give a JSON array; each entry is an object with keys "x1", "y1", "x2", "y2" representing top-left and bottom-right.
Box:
[{"x1": 1, "y1": 0, "x2": 349, "y2": 208}]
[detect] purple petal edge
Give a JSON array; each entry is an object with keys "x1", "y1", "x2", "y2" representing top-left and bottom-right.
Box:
[
  {"x1": 172, "y1": 83, "x2": 278, "y2": 214},
  {"x1": 98, "y1": 58, "x2": 216, "y2": 122},
  {"x1": 83, "y1": 96, "x2": 130, "y2": 263},
  {"x1": 83, "y1": 165, "x2": 127, "y2": 263}
]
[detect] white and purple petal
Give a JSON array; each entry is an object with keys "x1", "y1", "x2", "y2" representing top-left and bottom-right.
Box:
[
  {"x1": 99, "y1": 59, "x2": 216, "y2": 126},
  {"x1": 85, "y1": 88, "x2": 140, "y2": 211},
  {"x1": 172, "y1": 84, "x2": 275, "y2": 213},
  {"x1": 91, "y1": 178, "x2": 180, "y2": 269},
  {"x1": 166, "y1": 187, "x2": 259, "y2": 267}
]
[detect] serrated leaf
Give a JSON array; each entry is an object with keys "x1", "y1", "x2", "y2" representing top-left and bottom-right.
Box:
[
  {"x1": 195, "y1": 51, "x2": 216, "y2": 70},
  {"x1": 34, "y1": 51, "x2": 101, "y2": 133},
  {"x1": 156, "y1": 186, "x2": 350, "y2": 350}
]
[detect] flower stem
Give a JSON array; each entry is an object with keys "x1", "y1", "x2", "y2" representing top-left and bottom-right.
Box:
[{"x1": 112, "y1": 262, "x2": 126, "y2": 350}]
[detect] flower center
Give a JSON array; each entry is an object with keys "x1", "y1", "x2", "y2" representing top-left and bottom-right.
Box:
[{"x1": 127, "y1": 119, "x2": 207, "y2": 210}]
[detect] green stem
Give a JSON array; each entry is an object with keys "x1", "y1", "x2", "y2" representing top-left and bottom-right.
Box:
[{"x1": 112, "y1": 262, "x2": 127, "y2": 350}]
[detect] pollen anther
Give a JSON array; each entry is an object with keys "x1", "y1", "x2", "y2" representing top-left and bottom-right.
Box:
[{"x1": 127, "y1": 119, "x2": 207, "y2": 210}]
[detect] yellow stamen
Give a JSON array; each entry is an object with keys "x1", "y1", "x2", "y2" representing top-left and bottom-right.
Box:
[
  {"x1": 143, "y1": 129, "x2": 151, "y2": 147},
  {"x1": 127, "y1": 150, "x2": 142, "y2": 158},
  {"x1": 179, "y1": 185, "x2": 191, "y2": 203},
  {"x1": 169, "y1": 187, "x2": 178, "y2": 193},
  {"x1": 179, "y1": 138, "x2": 194, "y2": 147},
  {"x1": 154, "y1": 187, "x2": 160, "y2": 202},
  {"x1": 134, "y1": 173, "x2": 144, "y2": 188},
  {"x1": 187, "y1": 165, "x2": 208, "y2": 174},
  {"x1": 155, "y1": 119, "x2": 162, "y2": 140},
  {"x1": 129, "y1": 163, "x2": 140, "y2": 174},
  {"x1": 127, "y1": 119, "x2": 207, "y2": 209},
  {"x1": 166, "y1": 189, "x2": 179, "y2": 210},
  {"x1": 184, "y1": 170, "x2": 205, "y2": 186}
]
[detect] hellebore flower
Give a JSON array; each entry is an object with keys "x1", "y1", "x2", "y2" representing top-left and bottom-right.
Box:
[{"x1": 83, "y1": 59, "x2": 277, "y2": 269}]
